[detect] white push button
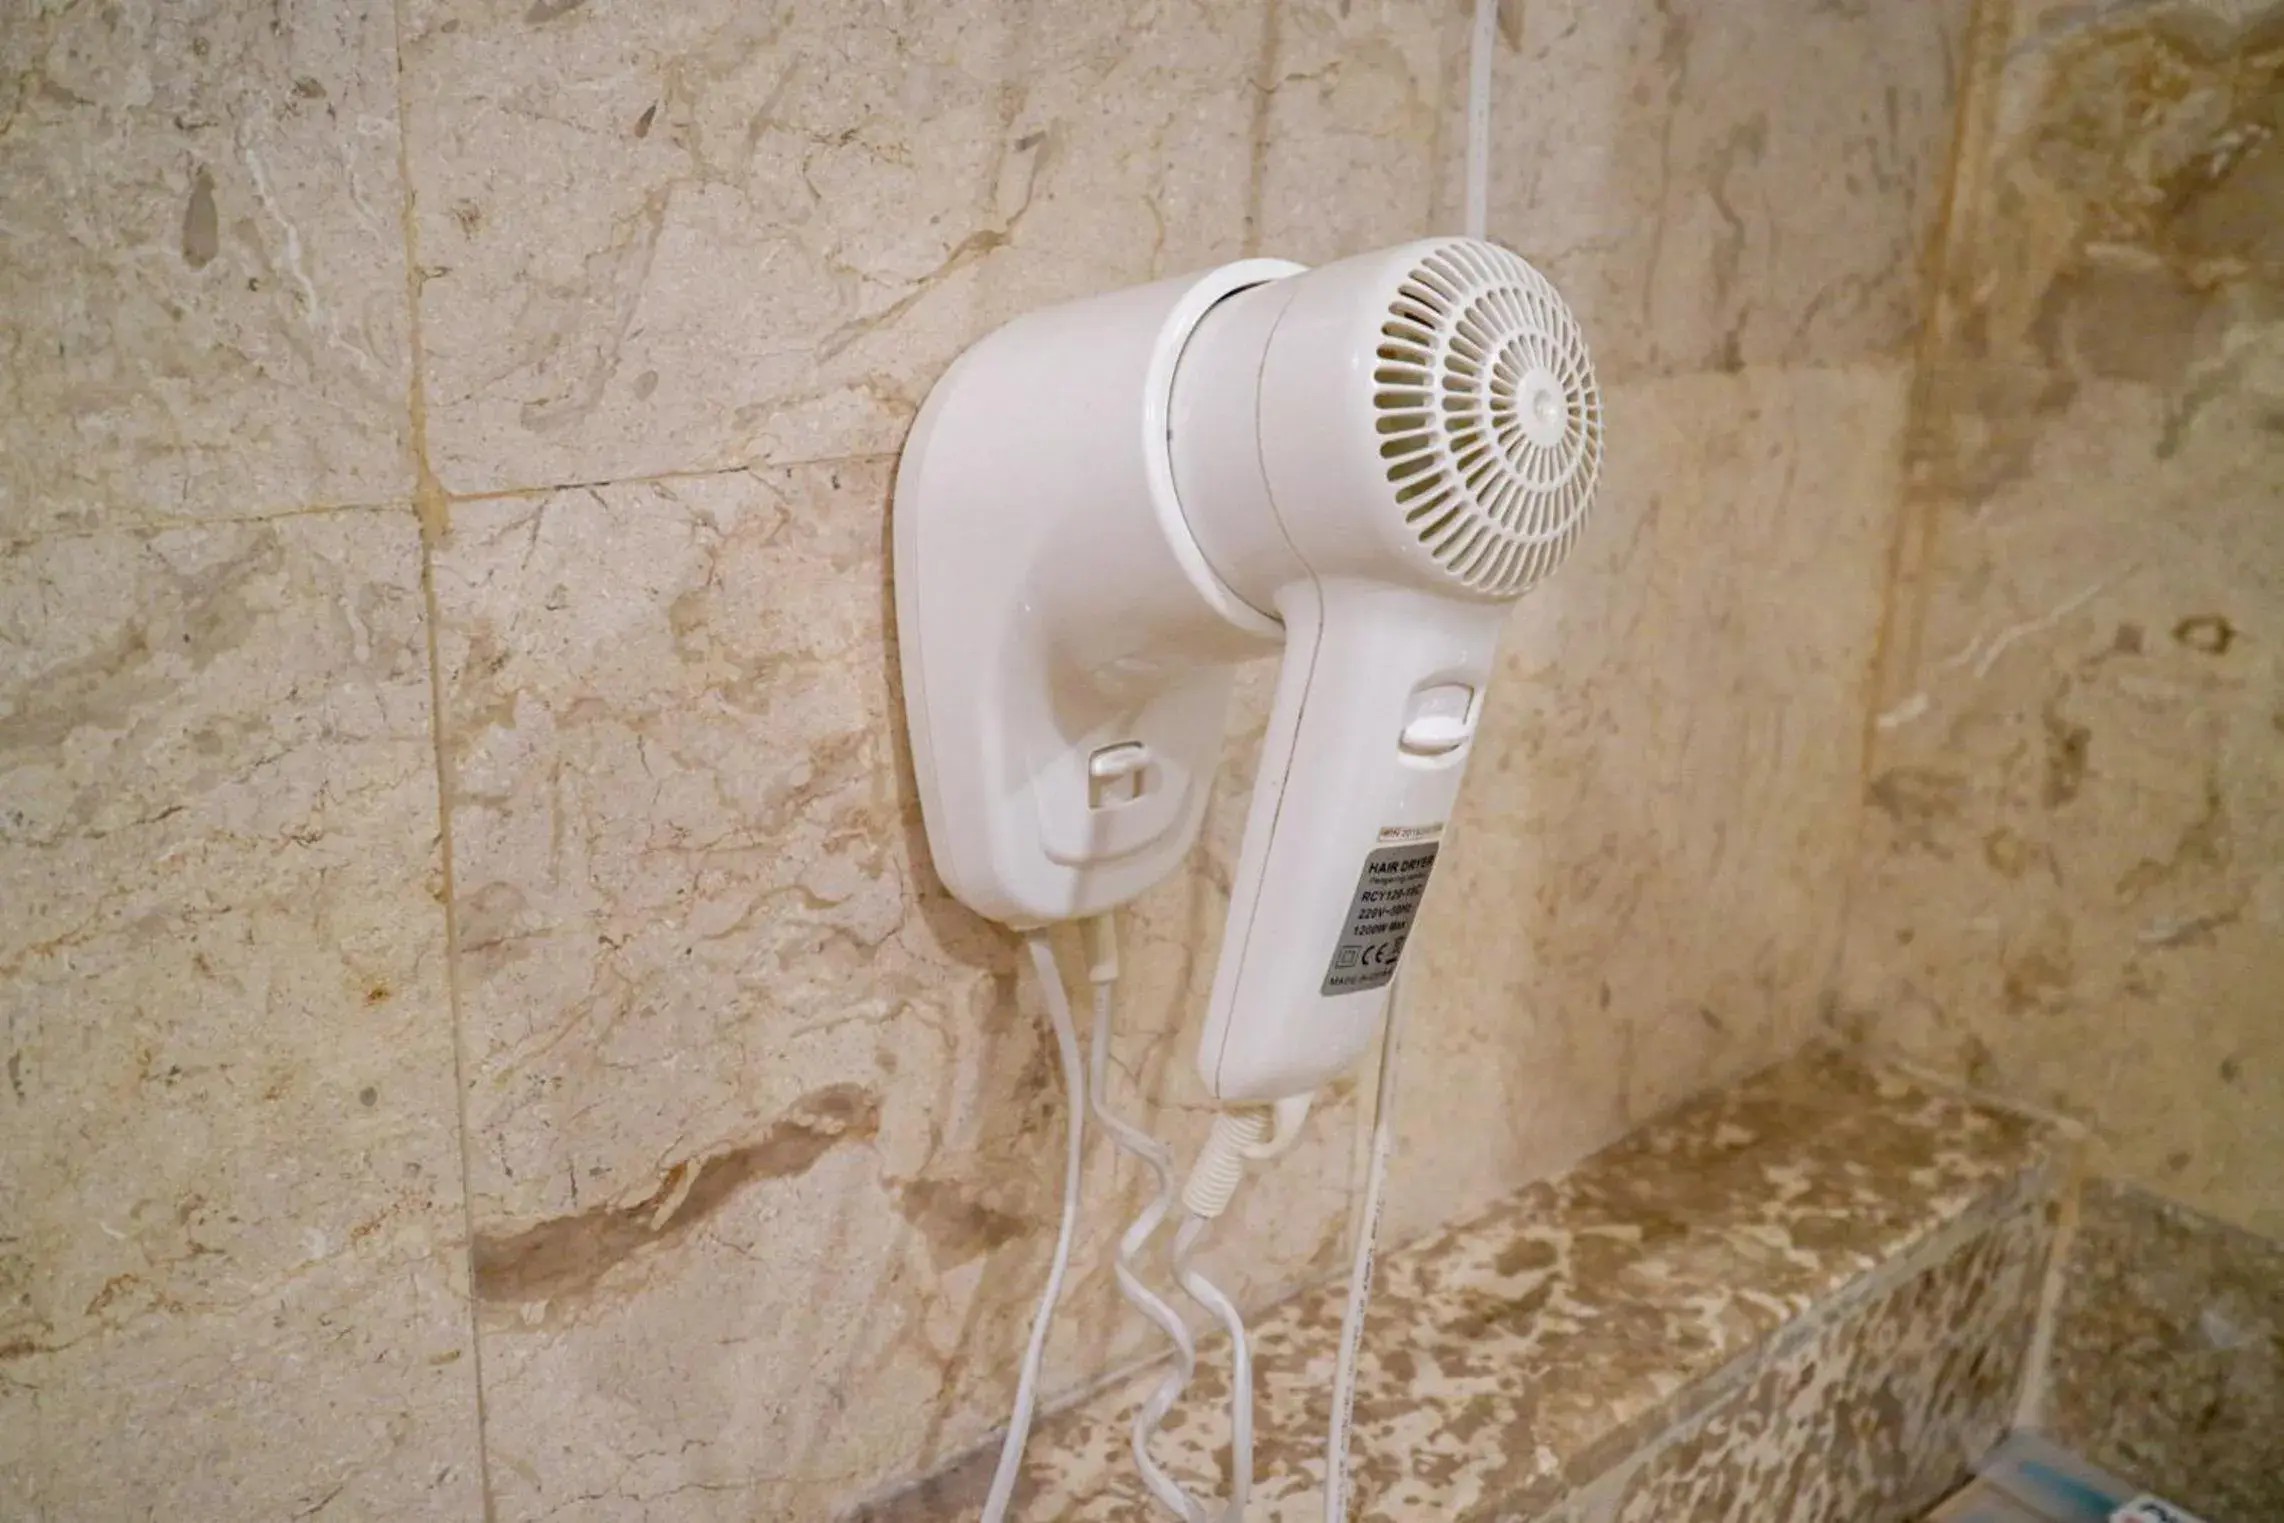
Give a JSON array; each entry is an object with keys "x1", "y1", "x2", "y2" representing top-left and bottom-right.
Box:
[
  {"x1": 1088, "y1": 742, "x2": 1150, "y2": 780},
  {"x1": 1398, "y1": 683, "x2": 1475, "y2": 757},
  {"x1": 1087, "y1": 741, "x2": 1151, "y2": 806}
]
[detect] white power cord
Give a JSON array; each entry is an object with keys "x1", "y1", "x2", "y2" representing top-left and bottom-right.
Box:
[
  {"x1": 1080, "y1": 920, "x2": 1218, "y2": 1523},
  {"x1": 989, "y1": 919, "x2": 1300, "y2": 1523},
  {"x1": 1317, "y1": 2, "x2": 1496, "y2": 1512},
  {"x1": 989, "y1": 944, "x2": 1409, "y2": 1523},
  {"x1": 1323, "y1": 966, "x2": 1410, "y2": 1523},
  {"x1": 988, "y1": 923, "x2": 1415, "y2": 1523},
  {"x1": 1167, "y1": 1097, "x2": 1314, "y2": 1520},
  {"x1": 1463, "y1": 0, "x2": 1498, "y2": 242},
  {"x1": 1173, "y1": 1212, "x2": 1254, "y2": 1516},
  {"x1": 1121, "y1": 1206, "x2": 1212, "y2": 1523},
  {"x1": 982, "y1": 932, "x2": 1092, "y2": 1523},
  {"x1": 1090, "y1": 914, "x2": 1277, "y2": 1523}
]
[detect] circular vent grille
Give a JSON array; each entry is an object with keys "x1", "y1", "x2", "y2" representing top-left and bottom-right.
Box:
[{"x1": 1374, "y1": 241, "x2": 1602, "y2": 598}]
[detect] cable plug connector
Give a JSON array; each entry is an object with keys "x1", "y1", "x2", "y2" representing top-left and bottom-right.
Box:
[
  {"x1": 1180, "y1": 1093, "x2": 1313, "y2": 1220},
  {"x1": 1182, "y1": 1109, "x2": 1269, "y2": 1220},
  {"x1": 1243, "y1": 1094, "x2": 1313, "y2": 1162}
]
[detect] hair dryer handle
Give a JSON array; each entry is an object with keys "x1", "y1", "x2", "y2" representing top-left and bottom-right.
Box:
[{"x1": 1196, "y1": 579, "x2": 1509, "y2": 1101}]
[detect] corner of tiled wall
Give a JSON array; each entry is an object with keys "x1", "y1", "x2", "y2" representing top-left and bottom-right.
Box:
[
  {"x1": 1829, "y1": 0, "x2": 2284, "y2": 1513},
  {"x1": 1834, "y1": 0, "x2": 2284, "y2": 1239}
]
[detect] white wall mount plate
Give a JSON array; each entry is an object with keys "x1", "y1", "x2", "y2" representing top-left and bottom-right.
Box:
[{"x1": 893, "y1": 260, "x2": 1298, "y2": 928}]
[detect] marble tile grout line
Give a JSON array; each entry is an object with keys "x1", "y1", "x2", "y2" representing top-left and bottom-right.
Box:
[
  {"x1": 1853, "y1": 0, "x2": 2005, "y2": 749},
  {"x1": 429, "y1": 451, "x2": 904, "y2": 509},
  {"x1": 1853, "y1": 1046, "x2": 2096, "y2": 1145},
  {"x1": 1238, "y1": 0, "x2": 1280, "y2": 259},
  {"x1": 0, "y1": 451, "x2": 900, "y2": 551},
  {"x1": 389, "y1": 0, "x2": 498, "y2": 1515},
  {"x1": 1824, "y1": 0, "x2": 2011, "y2": 1026},
  {"x1": 0, "y1": 497, "x2": 421, "y2": 542},
  {"x1": 2013, "y1": 1147, "x2": 2086, "y2": 1434}
]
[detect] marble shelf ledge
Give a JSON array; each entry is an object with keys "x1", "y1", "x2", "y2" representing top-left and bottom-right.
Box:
[{"x1": 854, "y1": 1050, "x2": 2071, "y2": 1522}]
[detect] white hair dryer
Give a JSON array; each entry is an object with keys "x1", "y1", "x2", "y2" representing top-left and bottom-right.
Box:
[{"x1": 895, "y1": 238, "x2": 1601, "y2": 1102}]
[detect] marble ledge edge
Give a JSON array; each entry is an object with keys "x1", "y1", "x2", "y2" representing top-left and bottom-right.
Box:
[
  {"x1": 1551, "y1": 1140, "x2": 2074, "y2": 1517},
  {"x1": 847, "y1": 1054, "x2": 2077, "y2": 1521}
]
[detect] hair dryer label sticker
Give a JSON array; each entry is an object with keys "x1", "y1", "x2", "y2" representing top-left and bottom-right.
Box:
[{"x1": 1322, "y1": 840, "x2": 1441, "y2": 995}]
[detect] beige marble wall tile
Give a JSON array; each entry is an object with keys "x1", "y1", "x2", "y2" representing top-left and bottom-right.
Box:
[
  {"x1": 1389, "y1": 360, "x2": 1913, "y2": 1242},
  {"x1": 399, "y1": 0, "x2": 1288, "y2": 495},
  {"x1": 0, "y1": 1, "x2": 414, "y2": 535},
  {"x1": 2045, "y1": 1179, "x2": 2284, "y2": 1523},
  {"x1": 1838, "y1": 0, "x2": 2284, "y2": 1238},
  {"x1": 397, "y1": 0, "x2": 1970, "y2": 488},
  {"x1": 1481, "y1": 0, "x2": 1973, "y2": 380},
  {"x1": 431, "y1": 465, "x2": 1361, "y2": 1519},
  {"x1": 1253, "y1": 0, "x2": 1466, "y2": 261},
  {"x1": 0, "y1": 516, "x2": 480, "y2": 1516},
  {"x1": 1840, "y1": 377, "x2": 2284, "y2": 1234}
]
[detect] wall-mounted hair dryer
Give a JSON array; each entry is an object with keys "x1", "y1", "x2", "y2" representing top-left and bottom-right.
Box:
[{"x1": 896, "y1": 237, "x2": 1601, "y2": 1103}]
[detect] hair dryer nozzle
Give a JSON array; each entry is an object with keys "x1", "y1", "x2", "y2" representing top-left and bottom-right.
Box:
[{"x1": 1172, "y1": 238, "x2": 1603, "y2": 618}]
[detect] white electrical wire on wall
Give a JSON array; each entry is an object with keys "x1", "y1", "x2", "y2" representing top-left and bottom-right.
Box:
[
  {"x1": 1464, "y1": 0, "x2": 1498, "y2": 241},
  {"x1": 1174, "y1": 1213, "x2": 1255, "y2": 1517},
  {"x1": 988, "y1": 922, "x2": 1269, "y2": 1523},
  {"x1": 1081, "y1": 920, "x2": 1220, "y2": 1523},
  {"x1": 1321, "y1": 11, "x2": 1501, "y2": 1516},
  {"x1": 981, "y1": 933, "x2": 1093, "y2": 1523},
  {"x1": 1322, "y1": 965, "x2": 1411, "y2": 1523}
]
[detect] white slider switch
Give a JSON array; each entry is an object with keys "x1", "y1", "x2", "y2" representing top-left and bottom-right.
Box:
[{"x1": 1398, "y1": 683, "x2": 1475, "y2": 757}]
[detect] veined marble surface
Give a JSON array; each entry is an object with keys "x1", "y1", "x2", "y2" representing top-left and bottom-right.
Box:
[
  {"x1": 2045, "y1": 1179, "x2": 2284, "y2": 1523},
  {"x1": 0, "y1": 0, "x2": 415, "y2": 534},
  {"x1": 1838, "y1": 0, "x2": 2284, "y2": 1237},
  {"x1": 0, "y1": 516, "x2": 482, "y2": 1518}
]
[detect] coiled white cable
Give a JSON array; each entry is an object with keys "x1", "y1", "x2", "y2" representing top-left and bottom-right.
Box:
[
  {"x1": 981, "y1": 933, "x2": 1092, "y2": 1523},
  {"x1": 1323, "y1": 966, "x2": 1411, "y2": 1523},
  {"x1": 1121, "y1": 1222, "x2": 1213, "y2": 1523},
  {"x1": 1079, "y1": 920, "x2": 1217, "y2": 1523},
  {"x1": 1172, "y1": 1212, "x2": 1254, "y2": 1519},
  {"x1": 1158, "y1": 1081, "x2": 1316, "y2": 1518}
]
